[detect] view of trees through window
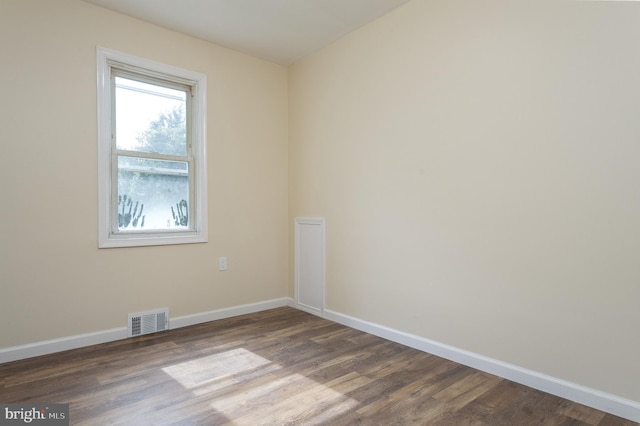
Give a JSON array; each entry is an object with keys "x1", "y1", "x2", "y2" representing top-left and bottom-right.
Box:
[{"x1": 115, "y1": 77, "x2": 190, "y2": 231}]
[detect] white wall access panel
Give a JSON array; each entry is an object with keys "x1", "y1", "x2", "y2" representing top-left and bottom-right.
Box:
[{"x1": 294, "y1": 217, "x2": 325, "y2": 316}]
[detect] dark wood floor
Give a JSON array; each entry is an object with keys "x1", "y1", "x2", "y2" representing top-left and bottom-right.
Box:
[{"x1": 0, "y1": 307, "x2": 636, "y2": 425}]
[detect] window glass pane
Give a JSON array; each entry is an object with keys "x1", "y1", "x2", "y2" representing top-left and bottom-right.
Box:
[
  {"x1": 115, "y1": 76, "x2": 187, "y2": 156},
  {"x1": 117, "y1": 157, "x2": 190, "y2": 231}
]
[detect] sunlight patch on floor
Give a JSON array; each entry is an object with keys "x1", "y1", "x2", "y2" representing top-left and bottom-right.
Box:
[
  {"x1": 211, "y1": 372, "x2": 363, "y2": 425},
  {"x1": 162, "y1": 348, "x2": 271, "y2": 389},
  {"x1": 162, "y1": 347, "x2": 366, "y2": 424}
]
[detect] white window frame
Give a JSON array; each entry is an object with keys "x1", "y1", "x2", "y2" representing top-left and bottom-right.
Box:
[{"x1": 97, "y1": 46, "x2": 207, "y2": 248}]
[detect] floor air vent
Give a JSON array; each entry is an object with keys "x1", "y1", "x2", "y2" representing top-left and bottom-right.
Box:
[{"x1": 128, "y1": 308, "x2": 169, "y2": 337}]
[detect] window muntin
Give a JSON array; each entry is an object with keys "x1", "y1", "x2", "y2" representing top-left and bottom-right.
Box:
[{"x1": 97, "y1": 47, "x2": 207, "y2": 248}]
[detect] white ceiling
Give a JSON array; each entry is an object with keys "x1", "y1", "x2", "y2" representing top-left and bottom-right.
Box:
[{"x1": 83, "y1": 0, "x2": 410, "y2": 65}]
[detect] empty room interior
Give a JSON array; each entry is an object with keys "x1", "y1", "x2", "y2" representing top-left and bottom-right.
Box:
[{"x1": 1, "y1": 0, "x2": 639, "y2": 424}]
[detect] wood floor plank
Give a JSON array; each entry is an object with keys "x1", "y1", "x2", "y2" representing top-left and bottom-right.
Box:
[{"x1": 0, "y1": 307, "x2": 636, "y2": 425}]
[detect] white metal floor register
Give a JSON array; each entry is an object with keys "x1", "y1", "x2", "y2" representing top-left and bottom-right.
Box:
[{"x1": 1, "y1": 404, "x2": 68, "y2": 425}]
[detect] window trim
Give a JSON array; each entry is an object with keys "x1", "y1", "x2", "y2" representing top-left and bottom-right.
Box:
[{"x1": 97, "y1": 46, "x2": 208, "y2": 248}]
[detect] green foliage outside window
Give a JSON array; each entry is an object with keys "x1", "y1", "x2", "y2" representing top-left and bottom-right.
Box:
[{"x1": 137, "y1": 106, "x2": 186, "y2": 156}]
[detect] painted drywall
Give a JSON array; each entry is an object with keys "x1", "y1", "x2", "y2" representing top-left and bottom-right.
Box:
[
  {"x1": 289, "y1": 0, "x2": 640, "y2": 402},
  {"x1": 0, "y1": 0, "x2": 288, "y2": 347}
]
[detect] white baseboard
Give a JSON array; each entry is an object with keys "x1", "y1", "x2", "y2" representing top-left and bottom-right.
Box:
[
  {"x1": 0, "y1": 297, "x2": 294, "y2": 364},
  {"x1": 292, "y1": 302, "x2": 323, "y2": 317},
  {"x1": 323, "y1": 309, "x2": 640, "y2": 423},
  {"x1": 170, "y1": 297, "x2": 293, "y2": 329},
  {"x1": 0, "y1": 327, "x2": 128, "y2": 364}
]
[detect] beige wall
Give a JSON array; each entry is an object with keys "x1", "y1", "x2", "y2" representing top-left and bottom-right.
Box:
[
  {"x1": 289, "y1": 1, "x2": 640, "y2": 402},
  {"x1": 0, "y1": 0, "x2": 288, "y2": 347}
]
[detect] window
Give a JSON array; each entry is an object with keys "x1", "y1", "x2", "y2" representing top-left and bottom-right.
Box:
[{"x1": 97, "y1": 47, "x2": 207, "y2": 248}]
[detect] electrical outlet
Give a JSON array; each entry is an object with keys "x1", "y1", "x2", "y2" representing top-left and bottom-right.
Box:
[{"x1": 218, "y1": 256, "x2": 227, "y2": 271}]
